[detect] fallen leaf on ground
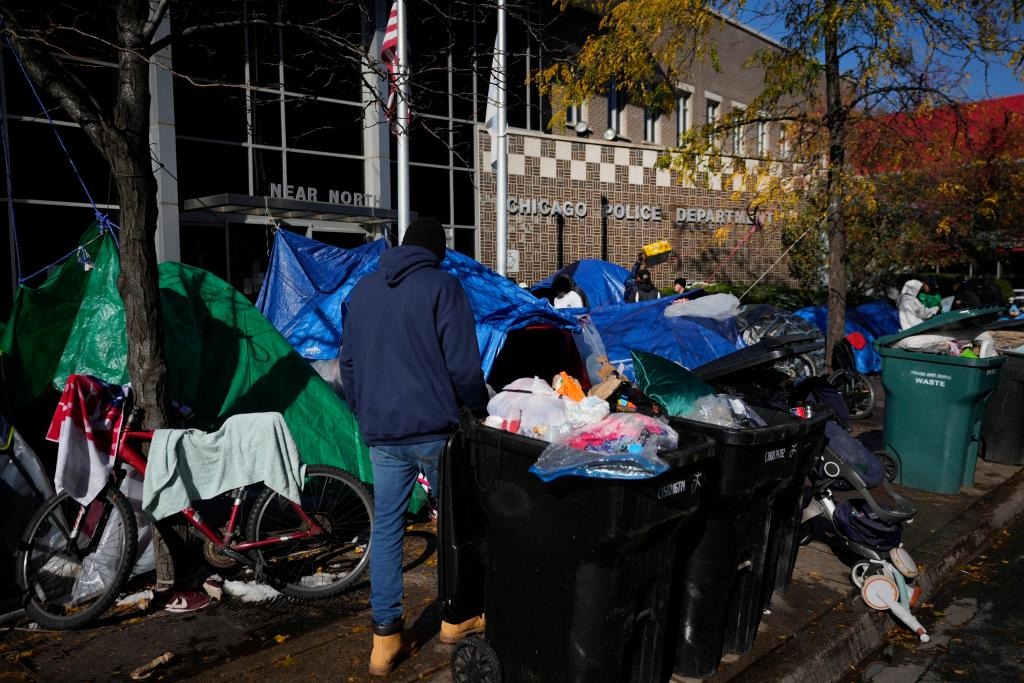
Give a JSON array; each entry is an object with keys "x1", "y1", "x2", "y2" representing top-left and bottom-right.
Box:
[
  {"x1": 274, "y1": 634, "x2": 289, "y2": 644},
  {"x1": 273, "y1": 655, "x2": 297, "y2": 668}
]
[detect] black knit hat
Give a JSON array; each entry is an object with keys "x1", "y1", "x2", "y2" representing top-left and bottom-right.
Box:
[{"x1": 402, "y1": 217, "x2": 447, "y2": 260}]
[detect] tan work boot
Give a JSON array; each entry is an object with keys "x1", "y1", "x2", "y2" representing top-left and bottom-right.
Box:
[
  {"x1": 368, "y1": 620, "x2": 414, "y2": 677},
  {"x1": 440, "y1": 614, "x2": 486, "y2": 644}
]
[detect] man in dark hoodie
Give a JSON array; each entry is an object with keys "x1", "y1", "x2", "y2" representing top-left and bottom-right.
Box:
[{"x1": 340, "y1": 217, "x2": 489, "y2": 676}]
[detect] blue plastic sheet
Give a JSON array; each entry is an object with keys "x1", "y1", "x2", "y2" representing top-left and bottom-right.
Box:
[
  {"x1": 853, "y1": 300, "x2": 900, "y2": 339},
  {"x1": 792, "y1": 306, "x2": 882, "y2": 374},
  {"x1": 585, "y1": 297, "x2": 744, "y2": 380},
  {"x1": 256, "y1": 230, "x2": 387, "y2": 359},
  {"x1": 531, "y1": 259, "x2": 632, "y2": 307},
  {"x1": 256, "y1": 230, "x2": 578, "y2": 379}
]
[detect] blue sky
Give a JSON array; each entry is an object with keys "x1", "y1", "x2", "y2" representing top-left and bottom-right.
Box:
[{"x1": 735, "y1": 4, "x2": 1023, "y2": 102}]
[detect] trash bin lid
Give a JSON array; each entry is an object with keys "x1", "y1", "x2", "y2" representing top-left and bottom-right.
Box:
[
  {"x1": 693, "y1": 334, "x2": 823, "y2": 381},
  {"x1": 874, "y1": 306, "x2": 1002, "y2": 349},
  {"x1": 984, "y1": 317, "x2": 1024, "y2": 332}
]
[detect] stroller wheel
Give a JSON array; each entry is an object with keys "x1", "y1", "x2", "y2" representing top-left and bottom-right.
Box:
[
  {"x1": 850, "y1": 560, "x2": 872, "y2": 589},
  {"x1": 873, "y1": 450, "x2": 900, "y2": 483},
  {"x1": 827, "y1": 370, "x2": 875, "y2": 420}
]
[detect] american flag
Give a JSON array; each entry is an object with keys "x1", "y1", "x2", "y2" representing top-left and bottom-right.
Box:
[{"x1": 381, "y1": 1, "x2": 399, "y2": 131}]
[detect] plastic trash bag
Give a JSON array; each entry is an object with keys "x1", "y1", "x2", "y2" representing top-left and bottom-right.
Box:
[
  {"x1": 682, "y1": 394, "x2": 767, "y2": 429},
  {"x1": 487, "y1": 377, "x2": 571, "y2": 442},
  {"x1": 564, "y1": 396, "x2": 610, "y2": 429},
  {"x1": 893, "y1": 334, "x2": 957, "y2": 352},
  {"x1": 663, "y1": 293, "x2": 740, "y2": 320},
  {"x1": 529, "y1": 413, "x2": 677, "y2": 481}
]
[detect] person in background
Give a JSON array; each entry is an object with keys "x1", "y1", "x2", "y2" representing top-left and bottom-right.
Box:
[
  {"x1": 633, "y1": 269, "x2": 662, "y2": 302},
  {"x1": 951, "y1": 277, "x2": 982, "y2": 310},
  {"x1": 623, "y1": 251, "x2": 647, "y2": 302},
  {"x1": 898, "y1": 279, "x2": 940, "y2": 330},
  {"x1": 552, "y1": 274, "x2": 584, "y2": 309},
  {"x1": 673, "y1": 277, "x2": 688, "y2": 294},
  {"x1": 340, "y1": 217, "x2": 489, "y2": 677},
  {"x1": 975, "y1": 273, "x2": 1004, "y2": 307},
  {"x1": 918, "y1": 277, "x2": 942, "y2": 310}
]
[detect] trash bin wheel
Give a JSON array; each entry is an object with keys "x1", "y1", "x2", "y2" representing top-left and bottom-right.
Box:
[
  {"x1": 850, "y1": 560, "x2": 872, "y2": 589},
  {"x1": 873, "y1": 450, "x2": 900, "y2": 483},
  {"x1": 451, "y1": 636, "x2": 501, "y2": 683}
]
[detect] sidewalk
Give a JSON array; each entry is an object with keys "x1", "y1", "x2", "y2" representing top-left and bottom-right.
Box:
[{"x1": 2, "y1": 378, "x2": 1022, "y2": 682}]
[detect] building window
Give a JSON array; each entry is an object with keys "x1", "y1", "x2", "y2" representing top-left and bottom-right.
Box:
[
  {"x1": 705, "y1": 97, "x2": 719, "y2": 145},
  {"x1": 676, "y1": 91, "x2": 690, "y2": 140},
  {"x1": 779, "y1": 124, "x2": 790, "y2": 158},
  {"x1": 643, "y1": 109, "x2": 659, "y2": 144},
  {"x1": 566, "y1": 103, "x2": 584, "y2": 126},
  {"x1": 732, "y1": 107, "x2": 745, "y2": 156},
  {"x1": 757, "y1": 120, "x2": 768, "y2": 157},
  {"x1": 607, "y1": 83, "x2": 623, "y2": 136}
]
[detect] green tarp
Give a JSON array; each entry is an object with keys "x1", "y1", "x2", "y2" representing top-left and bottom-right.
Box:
[
  {"x1": 2, "y1": 230, "x2": 380, "y2": 493},
  {"x1": 0, "y1": 229, "x2": 100, "y2": 420}
]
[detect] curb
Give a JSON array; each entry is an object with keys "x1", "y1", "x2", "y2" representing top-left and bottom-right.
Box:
[{"x1": 726, "y1": 466, "x2": 1024, "y2": 683}]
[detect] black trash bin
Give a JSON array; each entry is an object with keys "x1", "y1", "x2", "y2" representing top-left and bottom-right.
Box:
[
  {"x1": 440, "y1": 420, "x2": 717, "y2": 683},
  {"x1": 981, "y1": 348, "x2": 1024, "y2": 465},
  {"x1": 666, "y1": 335, "x2": 829, "y2": 678}
]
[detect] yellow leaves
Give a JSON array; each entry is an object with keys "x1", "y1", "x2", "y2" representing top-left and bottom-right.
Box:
[{"x1": 711, "y1": 226, "x2": 732, "y2": 245}]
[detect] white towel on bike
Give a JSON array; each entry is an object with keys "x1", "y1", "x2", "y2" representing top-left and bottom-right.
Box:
[{"x1": 143, "y1": 412, "x2": 307, "y2": 522}]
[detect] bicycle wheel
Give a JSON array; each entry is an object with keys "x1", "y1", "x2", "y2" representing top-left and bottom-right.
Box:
[
  {"x1": 246, "y1": 465, "x2": 373, "y2": 600},
  {"x1": 828, "y1": 369, "x2": 875, "y2": 420},
  {"x1": 18, "y1": 487, "x2": 138, "y2": 630}
]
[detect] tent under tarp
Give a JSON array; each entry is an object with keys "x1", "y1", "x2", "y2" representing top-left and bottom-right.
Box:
[
  {"x1": 257, "y1": 229, "x2": 578, "y2": 378},
  {"x1": 584, "y1": 296, "x2": 744, "y2": 380},
  {"x1": 853, "y1": 300, "x2": 901, "y2": 339},
  {"x1": 2, "y1": 230, "x2": 374, "y2": 489},
  {"x1": 256, "y1": 231, "x2": 388, "y2": 359},
  {"x1": 0, "y1": 228, "x2": 101, "y2": 429},
  {"x1": 531, "y1": 259, "x2": 632, "y2": 307}
]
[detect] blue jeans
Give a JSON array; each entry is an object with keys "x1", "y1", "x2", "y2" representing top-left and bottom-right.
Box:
[{"x1": 369, "y1": 439, "x2": 445, "y2": 628}]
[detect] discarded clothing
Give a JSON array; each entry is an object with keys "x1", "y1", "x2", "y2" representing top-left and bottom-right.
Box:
[
  {"x1": 46, "y1": 374, "x2": 129, "y2": 505},
  {"x1": 143, "y1": 412, "x2": 306, "y2": 522}
]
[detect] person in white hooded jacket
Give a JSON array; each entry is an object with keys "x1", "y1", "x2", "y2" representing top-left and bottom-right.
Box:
[{"x1": 898, "y1": 279, "x2": 940, "y2": 330}]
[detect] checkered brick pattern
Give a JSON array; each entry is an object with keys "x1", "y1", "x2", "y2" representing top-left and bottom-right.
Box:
[{"x1": 479, "y1": 128, "x2": 796, "y2": 288}]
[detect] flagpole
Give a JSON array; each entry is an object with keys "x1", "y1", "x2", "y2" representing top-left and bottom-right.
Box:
[
  {"x1": 396, "y1": 0, "x2": 410, "y2": 243},
  {"x1": 495, "y1": 0, "x2": 508, "y2": 276}
]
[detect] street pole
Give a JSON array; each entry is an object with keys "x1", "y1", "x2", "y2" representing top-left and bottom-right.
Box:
[
  {"x1": 495, "y1": 0, "x2": 508, "y2": 276},
  {"x1": 397, "y1": 0, "x2": 410, "y2": 243}
]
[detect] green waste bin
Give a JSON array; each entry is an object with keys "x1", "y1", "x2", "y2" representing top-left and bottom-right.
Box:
[{"x1": 875, "y1": 307, "x2": 1005, "y2": 494}]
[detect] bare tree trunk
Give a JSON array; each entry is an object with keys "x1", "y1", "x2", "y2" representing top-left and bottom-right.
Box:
[
  {"x1": 110, "y1": 136, "x2": 169, "y2": 429},
  {"x1": 110, "y1": 0, "x2": 169, "y2": 429},
  {"x1": 823, "y1": 0, "x2": 847, "y2": 370}
]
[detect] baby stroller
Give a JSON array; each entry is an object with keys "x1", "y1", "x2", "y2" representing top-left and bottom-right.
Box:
[{"x1": 794, "y1": 378, "x2": 930, "y2": 642}]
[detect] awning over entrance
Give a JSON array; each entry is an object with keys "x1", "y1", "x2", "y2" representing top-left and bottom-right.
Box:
[{"x1": 182, "y1": 194, "x2": 398, "y2": 225}]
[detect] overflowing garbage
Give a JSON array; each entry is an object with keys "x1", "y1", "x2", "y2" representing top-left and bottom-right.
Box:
[
  {"x1": 485, "y1": 345, "x2": 771, "y2": 482},
  {"x1": 893, "y1": 331, "x2": 1000, "y2": 358}
]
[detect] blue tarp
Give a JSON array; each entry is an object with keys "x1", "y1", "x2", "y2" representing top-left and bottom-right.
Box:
[
  {"x1": 793, "y1": 306, "x2": 882, "y2": 374},
  {"x1": 256, "y1": 230, "x2": 387, "y2": 359},
  {"x1": 585, "y1": 296, "x2": 744, "y2": 380},
  {"x1": 531, "y1": 259, "x2": 632, "y2": 307},
  {"x1": 853, "y1": 300, "x2": 900, "y2": 339},
  {"x1": 256, "y1": 229, "x2": 577, "y2": 378}
]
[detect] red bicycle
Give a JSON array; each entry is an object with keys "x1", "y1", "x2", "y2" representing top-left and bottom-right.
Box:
[{"x1": 17, "y1": 404, "x2": 373, "y2": 629}]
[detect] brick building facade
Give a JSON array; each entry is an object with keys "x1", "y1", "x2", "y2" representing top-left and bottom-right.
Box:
[{"x1": 475, "y1": 16, "x2": 798, "y2": 287}]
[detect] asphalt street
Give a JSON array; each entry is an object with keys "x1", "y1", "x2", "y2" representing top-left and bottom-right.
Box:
[{"x1": 852, "y1": 512, "x2": 1024, "y2": 682}]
